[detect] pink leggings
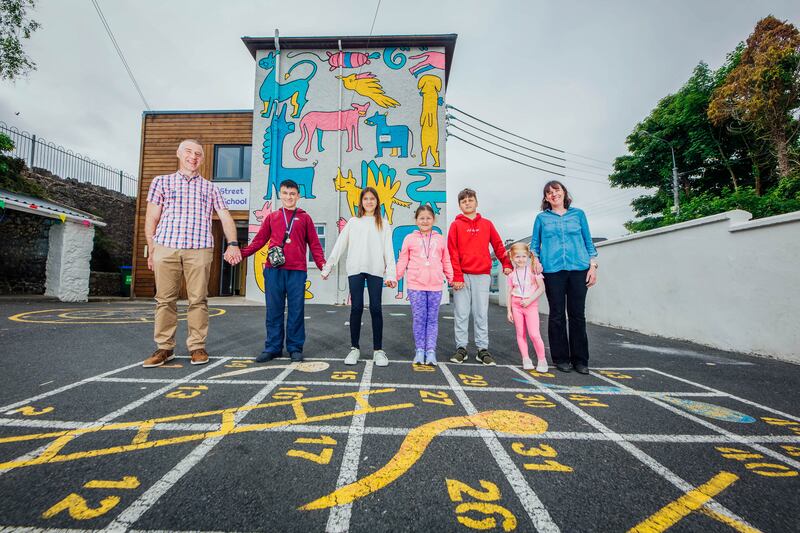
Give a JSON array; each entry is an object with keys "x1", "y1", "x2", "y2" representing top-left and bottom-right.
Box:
[{"x1": 511, "y1": 296, "x2": 545, "y2": 360}]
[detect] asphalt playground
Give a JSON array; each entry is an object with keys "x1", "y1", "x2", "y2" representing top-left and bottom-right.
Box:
[{"x1": 0, "y1": 298, "x2": 798, "y2": 532}]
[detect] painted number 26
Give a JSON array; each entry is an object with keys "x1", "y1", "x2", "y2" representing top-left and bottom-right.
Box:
[{"x1": 445, "y1": 478, "x2": 517, "y2": 531}]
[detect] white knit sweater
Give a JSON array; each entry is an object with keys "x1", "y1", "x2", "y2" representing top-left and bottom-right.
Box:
[{"x1": 321, "y1": 216, "x2": 396, "y2": 279}]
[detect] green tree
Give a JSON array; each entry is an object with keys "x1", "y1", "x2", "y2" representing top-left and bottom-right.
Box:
[
  {"x1": 0, "y1": 0, "x2": 40, "y2": 80},
  {"x1": 708, "y1": 16, "x2": 800, "y2": 179}
]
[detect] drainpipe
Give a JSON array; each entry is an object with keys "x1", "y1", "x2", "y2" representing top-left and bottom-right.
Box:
[
  {"x1": 272, "y1": 28, "x2": 280, "y2": 212},
  {"x1": 336, "y1": 39, "x2": 346, "y2": 302}
]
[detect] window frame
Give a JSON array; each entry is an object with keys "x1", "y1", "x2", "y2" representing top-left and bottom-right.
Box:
[{"x1": 213, "y1": 144, "x2": 252, "y2": 182}]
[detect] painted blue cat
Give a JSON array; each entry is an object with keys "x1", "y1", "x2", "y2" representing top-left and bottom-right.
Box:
[
  {"x1": 364, "y1": 111, "x2": 415, "y2": 159},
  {"x1": 258, "y1": 52, "x2": 317, "y2": 118}
]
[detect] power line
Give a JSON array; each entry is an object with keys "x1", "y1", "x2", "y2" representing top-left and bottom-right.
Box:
[
  {"x1": 90, "y1": 0, "x2": 150, "y2": 110},
  {"x1": 348, "y1": 0, "x2": 382, "y2": 108},
  {"x1": 448, "y1": 133, "x2": 565, "y2": 176},
  {"x1": 446, "y1": 103, "x2": 615, "y2": 167},
  {"x1": 447, "y1": 114, "x2": 567, "y2": 162},
  {"x1": 448, "y1": 126, "x2": 610, "y2": 184}
]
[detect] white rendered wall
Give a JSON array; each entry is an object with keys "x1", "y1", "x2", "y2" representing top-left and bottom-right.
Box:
[
  {"x1": 583, "y1": 210, "x2": 800, "y2": 362},
  {"x1": 45, "y1": 222, "x2": 95, "y2": 302}
]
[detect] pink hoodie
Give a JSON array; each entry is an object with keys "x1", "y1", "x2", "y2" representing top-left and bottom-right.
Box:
[{"x1": 396, "y1": 230, "x2": 454, "y2": 291}]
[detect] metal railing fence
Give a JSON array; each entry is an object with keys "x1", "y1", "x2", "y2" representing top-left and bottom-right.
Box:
[{"x1": 1, "y1": 121, "x2": 137, "y2": 197}]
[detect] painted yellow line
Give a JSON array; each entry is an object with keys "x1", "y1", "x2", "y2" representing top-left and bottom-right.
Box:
[
  {"x1": 0, "y1": 389, "x2": 412, "y2": 470},
  {"x1": 8, "y1": 308, "x2": 226, "y2": 324},
  {"x1": 84, "y1": 476, "x2": 141, "y2": 489},
  {"x1": 627, "y1": 471, "x2": 759, "y2": 533},
  {"x1": 299, "y1": 410, "x2": 548, "y2": 511}
]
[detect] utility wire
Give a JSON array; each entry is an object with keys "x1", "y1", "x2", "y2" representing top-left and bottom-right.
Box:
[
  {"x1": 447, "y1": 103, "x2": 615, "y2": 167},
  {"x1": 347, "y1": 0, "x2": 382, "y2": 108},
  {"x1": 447, "y1": 115, "x2": 567, "y2": 162},
  {"x1": 448, "y1": 133, "x2": 564, "y2": 176},
  {"x1": 90, "y1": 0, "x2": 150, "y2": 110},
  {"x1": 449, "y1": 126, "x2": 610, "y2": 184}
]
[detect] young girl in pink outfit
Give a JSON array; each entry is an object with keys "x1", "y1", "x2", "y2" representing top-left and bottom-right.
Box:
[
  {"x1": 396, "y1": 206, "x2": 454, "y2": 365},
  {"x1": 506, "y1": 242, "x2": 547, "y2": 371}
]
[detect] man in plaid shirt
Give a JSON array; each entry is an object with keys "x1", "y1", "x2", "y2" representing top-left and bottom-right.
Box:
[{"x1": 142, "y1": 139, "x2": 242, "y2": 367}]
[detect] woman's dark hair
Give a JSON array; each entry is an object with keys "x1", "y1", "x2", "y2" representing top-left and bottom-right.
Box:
[
  {"x1": 414, "y1": 205, "x2": 436, "y2": 219},
  {"x1": 358, "y1": 186, "x2": 383, "y2": 230},
  {"x1": 541, "y1": 180, "x2": 572, "y2": 211}
]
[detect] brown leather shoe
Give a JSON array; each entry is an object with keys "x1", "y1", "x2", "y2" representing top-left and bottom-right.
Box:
[
  {"x1": 190, "y1": 348, "x2": 209, "y2": 365},
  {"x1": 143, "y1": 349, "x2": 174, "y2": 368}
]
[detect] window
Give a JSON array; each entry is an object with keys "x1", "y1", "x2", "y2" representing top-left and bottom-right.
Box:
[
  {"x1": 214, "y1": 145, "x2": 251, "y2": 181},
  {"x1": 308, "y1": 224, "x2": 326, "y2": 266}
]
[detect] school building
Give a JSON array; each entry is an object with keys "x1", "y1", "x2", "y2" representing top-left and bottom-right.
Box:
[{"x1": 131, "y1": 34, "x2": 457, "y2": 304}]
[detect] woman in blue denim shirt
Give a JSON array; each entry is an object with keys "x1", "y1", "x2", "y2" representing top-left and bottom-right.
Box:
[{"x1": 531, "y1": 180, "x2": 598, "y2": 374}]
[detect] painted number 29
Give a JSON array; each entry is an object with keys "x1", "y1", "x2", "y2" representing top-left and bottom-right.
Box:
[{"x1": 445, "y1": 479, "x2": 517, "y2": 531}]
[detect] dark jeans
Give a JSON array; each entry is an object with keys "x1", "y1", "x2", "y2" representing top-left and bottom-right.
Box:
[
  {"x1": 264, "y1": 268, "x2": 307, "y2": 355},
  {"x1": 543, "y1": 269, "x2": 589, "y2": 367},
  {"x1": 348, "y1": 273, "x2": 384, "y2": 350}
]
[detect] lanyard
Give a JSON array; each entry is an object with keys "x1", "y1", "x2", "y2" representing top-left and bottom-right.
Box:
[
  {"x1": 282, "y1": 208, "x2": 298, "y2": 244},
  {"x1": 419, "y1": 231, "x2": 433, "y2": 265},
  {"x1": 514, "y1": 266, "x2": 528, "y2": 298}
]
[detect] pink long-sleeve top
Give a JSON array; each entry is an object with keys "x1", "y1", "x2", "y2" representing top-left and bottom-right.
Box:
[{"x1": 396, "y1": 230, "x2": 454, "y2": 292}]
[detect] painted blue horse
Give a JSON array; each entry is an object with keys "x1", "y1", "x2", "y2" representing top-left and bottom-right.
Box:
[
  {"x1": 406, "y1": 168, "x2": 446, "y2": 215},
  {"x1": 364, "y1": 112, "x2": 414, "y2": 159},
  {"x1": 262, "y1": 104, "x2": 316, "y2": 200},
  {"x1": 258, "y1": 52, "x2": 317, "y2": 118}
]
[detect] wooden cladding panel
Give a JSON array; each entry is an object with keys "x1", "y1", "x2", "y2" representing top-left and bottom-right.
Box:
[{"x1": 131, "y1": 112, "x2": 253, "y2": 298}]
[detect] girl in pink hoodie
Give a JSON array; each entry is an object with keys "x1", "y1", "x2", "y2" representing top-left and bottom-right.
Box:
[{"x1": 396, "y1": 206, "x2": 454, "y2": 365}]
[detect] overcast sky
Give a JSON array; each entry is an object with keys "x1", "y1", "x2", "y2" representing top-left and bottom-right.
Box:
[{"x1": 2, "y1": 0, "x2": 798, "y2": 238}]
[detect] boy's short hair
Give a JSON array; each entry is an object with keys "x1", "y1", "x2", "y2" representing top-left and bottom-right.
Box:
[
  {"x1": 280, "y1": 179, "x2": 300, "y2": 192},
  {"x1": 458, "y1": 188, "x2": 477, "y2": 203}
]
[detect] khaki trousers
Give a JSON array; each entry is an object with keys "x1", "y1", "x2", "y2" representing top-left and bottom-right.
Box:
[{"x1": 152, "y1": 244, "x2": 214, "y2": 351}]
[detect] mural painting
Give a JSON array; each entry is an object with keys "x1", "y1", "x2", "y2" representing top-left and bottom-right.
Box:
[{"x1": 249, "y1": 45, "x2": 447, "y2": 304}]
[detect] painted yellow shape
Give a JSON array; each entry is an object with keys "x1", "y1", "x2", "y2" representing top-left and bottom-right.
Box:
[
  {"x1": 511, "y1": 442, "x2": 558, "y2": 458},
  {"x1": 331, "y1": 371, "x2": 358, "y2": 380},
  {"x1": 528, "y1": 370, "x2": 555, "y2": 378},
  {"x1": 412, "y1": 363, "x2": 436, "y2": 372},
  {"x1": 12, "y1": 406, "x2": 54, "y2": 416},
  {"x1": 455, "y1": 502, "x2": 517, "y2": 532},
  {"x1": 84, "y1": 476, "x2": 140, "y2": 490},
  {"x1": 781, "y1": 445, "x2": 800, "y2": 457},
  {"x1": 305, "y1": 279, "x2": 314, "y2": 299},
  {"x1": 599, "y1": 370, "x2": 632, "y2": 379},
  {"x1": 698, "y1": 508, "x2": 763, "y2": 533},
  {"x1": 287, "y1": 448, "x2": 334, "y2": 465},
  {"x1": 627, "y1": 471, "x2": 759, "y2": 533},
  {"x1": 333, "y1": 166, "x2": 411, "y2": 225},
  {"x1": 42, "y1": 493, "x2": 120, "y2": 520},
  {"x1": 523, "y1": 460, "x2": 573, "y2": 472},
  {"x1": 8, "y1": 308, "x2": 225, "y2": 324},
  {"x1": 254, "y1": 242, "x2": 270, "y2": 293},
  {"x1": 0, "y1": 389, "x2": 411, "y2": 471},
  {"x1": 744, "y1": 462, "x2": 798, "y2": 477},
  {"x1": 337, "y1": 73, "x2": 400, "y2": 108},
  {"x1": 299, "y1": 410, "x2": 547, "y2": 511},
  {"x1": 418, "y1": 75, "x2": 442, "y2": 168},
  {"x1": 295, "y1": 435, "x2": 337, "y2": 446}
]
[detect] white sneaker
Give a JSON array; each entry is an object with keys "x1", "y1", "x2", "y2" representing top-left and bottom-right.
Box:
[
  {"x1": 373, "y1": 349, "x2": 389, "y2": 367},
  {"x1": 425, "y1": 350, "x2": 438, "y2": 366},
  {"x1": 522, "y1": 358, "x2": 534, "y2": 370},
  {"x1": 413, "y1": 349, "x2": 425, "y2": 365},
  {"x1": 535, "y1": 359, "x2": 549, "y2": 373},
  {"x1": 344, "y1": 347, "x2": 360, "y2": 365}
]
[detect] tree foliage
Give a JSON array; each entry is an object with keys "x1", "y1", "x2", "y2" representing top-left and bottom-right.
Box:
[
  {"x1": 611, "y1": 16, "x2": 800, "y2": 232},
  {"x1": 0, "y1": 0, "x2": 40, "y2": 80}
]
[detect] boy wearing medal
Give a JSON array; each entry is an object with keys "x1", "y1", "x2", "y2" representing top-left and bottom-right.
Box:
[
  {"x1": 240, "y1": 180, "x2": 325, "y2": 362},
  {"x1": 447, "y1": 188, "x2": 513, "y2": 366}
]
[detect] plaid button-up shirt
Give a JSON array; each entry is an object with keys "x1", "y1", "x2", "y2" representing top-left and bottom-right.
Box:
[{"x1": 147, "y1": 171, "x2": 228, "y2": 249}]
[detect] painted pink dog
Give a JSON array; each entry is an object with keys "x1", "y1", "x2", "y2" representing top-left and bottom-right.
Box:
[{"x1": 293, "y1": 102, "x2": 370, "y2": 161}]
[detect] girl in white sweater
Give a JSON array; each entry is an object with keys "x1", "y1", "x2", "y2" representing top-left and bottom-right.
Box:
[{"x1": 321, "y1": 187, "x2": 397, "y2": 366}]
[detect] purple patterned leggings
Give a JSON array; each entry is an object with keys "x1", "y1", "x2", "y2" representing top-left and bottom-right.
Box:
[{"x1": 408, "y1": 289, "x2": 442, "y2": 351}]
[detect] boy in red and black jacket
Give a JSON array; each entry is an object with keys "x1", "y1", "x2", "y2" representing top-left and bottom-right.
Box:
[
  {"x1": 447, "y1": 188, "x2": 512, "y2": 365},
  {"x1": 240, "y1": 180, "x2": 325, "y2": 363}
]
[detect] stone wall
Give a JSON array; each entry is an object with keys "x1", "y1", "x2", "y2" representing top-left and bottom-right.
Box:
[
  {"x1": 0, "y1": 210, "x2": 51, "y2": 294},
  {"x1": 25, "y1": 168, "x2": 135, "y2": 272},
  {"x1": 0, "y1": 167, "x2": 136, "y2": 295}
]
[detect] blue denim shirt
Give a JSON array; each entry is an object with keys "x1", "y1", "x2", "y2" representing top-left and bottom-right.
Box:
[{"x1": 531, "y1": 208, "x2": 597, "y2": 273}]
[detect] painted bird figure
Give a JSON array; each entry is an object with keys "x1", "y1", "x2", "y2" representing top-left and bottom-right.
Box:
[{"x1": 337, "y1": 73, "x2": 401, "y2": 109}]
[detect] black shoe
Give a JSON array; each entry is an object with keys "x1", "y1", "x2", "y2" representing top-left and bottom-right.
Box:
[
  {"x1": 556, "y1": 362, "x2": 573, "y2": 373},
  {"x1": 450, "y1": 346, "x2": 468, "y2": 364},
  {"x1": 290, "y1": 352, "x2": 304, "y2": 362},
  {"x1": 476, "y1": 349, "x2": 496, "y2": 366},
  {"x1": 256, "y1": 351, "x2": 278, "y2": 363},
  {"x1": 573, "y1": 363, "x2": 589, "y2": 375}
]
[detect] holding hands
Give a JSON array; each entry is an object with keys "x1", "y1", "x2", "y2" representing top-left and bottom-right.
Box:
[{"x1": 224, "y1": 246, "x2": 242, "y2": 266}]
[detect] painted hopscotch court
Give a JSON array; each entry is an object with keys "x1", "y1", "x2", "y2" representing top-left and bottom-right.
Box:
[{"x1": 0, "y1": 303, "x2": 799, "y2": 532}]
